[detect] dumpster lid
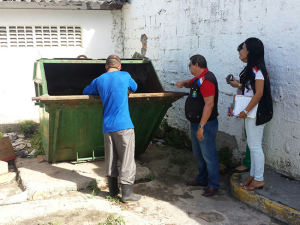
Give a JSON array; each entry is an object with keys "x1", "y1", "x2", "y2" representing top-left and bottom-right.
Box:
[{"x1": 32, "y1": 92, "x2": 187, "y2": 102}]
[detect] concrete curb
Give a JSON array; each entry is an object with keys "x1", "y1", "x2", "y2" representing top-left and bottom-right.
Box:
[{"x1": 230, "y1": 173, "x2": 300, "y2": 225}]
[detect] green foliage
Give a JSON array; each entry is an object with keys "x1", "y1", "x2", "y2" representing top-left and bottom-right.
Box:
[
  {"x1": 87, "y1": 180, "x2": 98, "y2": 190},
  {"x1": 106, "y1": 195, "x2": 122, "y2": 204},
  {"x1": 92, "y1": 187, "x2": 100, "y2": 196},
  {"x1": 19, "y1": 120, "x2": 37, "y2": 137},
  {"x1": 40, "y1": 222, "x2": 61, "y2": 225},
  {"x1": 99, "y1": 215, "x2": 125, "y2": 225},
  {"x1": 155, "y1": 119, "x2": 191, "y2": 150},
  {"x1": 146, "y1": 173, "x2": 155, "y2": 181},
  {"x1": 218, "y1": 146, "x2": 233, "y2": 166},
  {"x1": 30, "y1": 127, "x2": 44, "y2": 155},
  {"x1": 0, "y1": 132, "x2": 3, "y2": 139}
]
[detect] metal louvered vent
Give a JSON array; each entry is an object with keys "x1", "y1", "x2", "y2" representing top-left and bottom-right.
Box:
[
  {"x1": 0, "y1": 25, "x2": 82, "y2": 48},
  {"x1": 0, "y1": 26, "x2": 8, "y2": 47}
]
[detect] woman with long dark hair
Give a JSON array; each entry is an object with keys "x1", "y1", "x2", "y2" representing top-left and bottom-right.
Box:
[
  {"x1": 227, "y1": 42, "x2": 251, "y2": 173},
  {"x1": 238, "y1": 37, "x2": 273, "y2": 191}
]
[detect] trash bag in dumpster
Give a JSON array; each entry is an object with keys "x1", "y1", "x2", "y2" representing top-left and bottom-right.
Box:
[{"x1": 32, "y1": 58, "x2": 186, "y2": 163}]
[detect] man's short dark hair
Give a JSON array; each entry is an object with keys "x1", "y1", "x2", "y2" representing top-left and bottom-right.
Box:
[
  {"x1": 106, "y1": 55, "x2": 121, "y2": 68},
  {"x1": 190, "y1": 55, "x2": 207, "y2": 68}
]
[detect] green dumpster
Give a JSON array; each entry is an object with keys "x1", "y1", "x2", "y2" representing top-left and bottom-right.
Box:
[{"x1": 32, "y1": 58, "x2": 186, "y2": 163}]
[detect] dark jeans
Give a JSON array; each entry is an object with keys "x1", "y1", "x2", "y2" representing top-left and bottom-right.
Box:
[{"x1": 190, "y1": 119, "x2": 220, "y2": 189}]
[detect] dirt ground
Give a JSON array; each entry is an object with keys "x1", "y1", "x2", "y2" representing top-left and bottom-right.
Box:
[{"x1": 0, "y1": 145, "x2": 285, "y2": 225}]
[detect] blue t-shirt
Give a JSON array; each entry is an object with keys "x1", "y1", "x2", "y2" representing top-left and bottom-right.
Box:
[{"x1": 83, "y1": 71, "x2": 137, "y2": 133}]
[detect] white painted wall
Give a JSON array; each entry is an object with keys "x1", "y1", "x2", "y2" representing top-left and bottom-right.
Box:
[
  {"x1": 121, "y1": 0, "x2": 300, "y2": 178},
  {"x1": 0, "y1": 9, "x2": 122, "y2": 124}
]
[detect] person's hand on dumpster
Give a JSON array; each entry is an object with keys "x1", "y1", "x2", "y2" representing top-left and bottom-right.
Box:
[{"x1": 176, "y1": 81, "x2": 184, "y2": 89}]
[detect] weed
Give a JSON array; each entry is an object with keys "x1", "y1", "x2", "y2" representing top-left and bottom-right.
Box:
[
  {"x1": 155, "y1": 119, "x2": 191, "y2": 150},
  {"x1": 30, "y1": 127, "x2": 44, "y2": 155},
  {"x1": 99, "y1": 215, "x2": 125, "y2": 225},
  {"x1": 17, "y1": 175, "x2": 21, "y2": 184},
  {"x1": 6, "y1": 127, "x2": 12, "y2": 133},
  {"x1": 0, "y1": 132, "x2": 3, "y2": 139},
  {"x1": 19, "y1": 120, "x2": 37, "y2": 137},
  {"x1": 92, "y1": 187, "x2": 100, "y2": 196},
  {"x1": 40, "y1": 221, "x2": 61, "y2": 225},
  {"x1": 218, "y1": 146, "x2": 232, "y2": 166},
  {"x1": 146, "y1": 173, "x2": 155, "y2": 181},
  {"x1": 106, "y1": 195, "x2": 122, "y2": 204},
  {"x1": 87, "y1": 180, "x2": 97, "y2": 190}
]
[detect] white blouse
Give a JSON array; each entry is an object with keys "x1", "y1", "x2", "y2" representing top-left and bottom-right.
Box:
[{"x1": 243, "y1": 68, "x2": 264, "y2": 97}]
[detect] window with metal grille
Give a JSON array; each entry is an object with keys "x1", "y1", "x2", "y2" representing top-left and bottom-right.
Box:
[
  {"x1": 0, "y1": 26, "x2": 8, "y2": 47},
  {"x1": 0, "y1": 25, "x2": 83, "y2": 48}
]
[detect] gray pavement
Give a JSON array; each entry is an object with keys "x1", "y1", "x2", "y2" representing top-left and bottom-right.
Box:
[
  {"x1": 231, "y1": 168, "x2": 300, "y2": 225},
  {"x1": 242, "y1": 169, "x2": 300, "y2": 211}
]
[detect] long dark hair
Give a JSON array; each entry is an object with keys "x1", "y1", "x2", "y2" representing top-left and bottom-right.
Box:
[{"x1": 240, "y1": 37, "x2": 266, "y2": 92}]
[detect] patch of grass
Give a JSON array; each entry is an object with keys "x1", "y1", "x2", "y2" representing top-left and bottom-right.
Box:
[
  {"x1": 19, "y1": 120, "x2": 37, "y2": 137},
  {"x1": 30, "y1": 127, "x2": 44, "y2": 155},
  {"x1": 0, "y1": 132, "x2": 3, "y2": 139},
  {"x1": 87, "y1": 180, "x2": 98, "y2": 190},
  {"x1": 106, "y1": 195, "x2": 122, "y2": 204},
  {"x1": 146, "y1": 173, "x2": 155, "y2": 181},
  {"x1": 155, "y1": 119, "x2": 191, "y2": 150},
  {"x1": 6, "y1": 127, "x2": 12, "y2": 133},
  {"x1": 92, "y1": 187, "x2": 100, "y2": 196},
  {"x1": 40, "y1": 221, "x2": 61, "y2": 225},
  {"x1": 17, "y1": 175, "x2": 21, "y2": 184},
  {"x1": 218, "y1": 146, "x2": 232, "y2": 167},
  {"x1": 99, "y1": 215, "x2": 125, "y2": 225}
]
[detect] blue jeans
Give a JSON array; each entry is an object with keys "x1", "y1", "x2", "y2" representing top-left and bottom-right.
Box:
[{"x1": 190, "y1": 119, "x2": 220, "y2": 189}]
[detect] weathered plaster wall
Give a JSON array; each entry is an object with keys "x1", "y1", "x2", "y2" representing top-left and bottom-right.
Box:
[
  {"x1": 121, "y1": 0, "x2": 300, "y2": 178},
  {"x1": 0, "y1": 9, "x2": 122, "y2": 125}
]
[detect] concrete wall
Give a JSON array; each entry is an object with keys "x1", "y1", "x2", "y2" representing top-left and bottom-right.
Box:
[
  {"x1": 121, "y1": 0, "x2": 300, "y2": 179},
  {"x1": 0, "y1": 9, "x2": 122, "y2": 125}
]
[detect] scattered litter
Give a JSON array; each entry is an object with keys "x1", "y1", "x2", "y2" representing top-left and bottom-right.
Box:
[
  {"x1": 29, "y1": 149, "x2": 36, "y2": 155},
  {"x1": 14, "y1": 143, "x2": 26, "y2": 151},
  {"x1": 37, "y1": 155, "x2": 44, "y2": 163},
  {"x1": 157, "y1": 139, "x2": 164, "y2": 143},
  {"x1": 16, "y1": 150, "x2": 28, "y2": 158},
  {"x1": 148, "y1": 141, "x2": 153, "y2": 147},
  {"x1": 156, "y1": 142, "x2": 165, "y2": 147},
  {"x1": 72, "y1": 169, "x2": 91, "y2": 174},
  {"x1": 3, "y1": 133, "x2": 18, "y2": 141},
  {"x1": 196, "y1": 215, "x2": 209, "y2": 222}
]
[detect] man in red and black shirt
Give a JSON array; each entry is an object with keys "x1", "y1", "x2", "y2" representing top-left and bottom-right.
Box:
[{"x1": 176, "y1": 54, "x2": 220, "y2": 197}]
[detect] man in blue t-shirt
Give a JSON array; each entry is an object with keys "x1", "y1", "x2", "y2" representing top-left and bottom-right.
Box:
[{"x1": 83, "y1": 55, "x2": 141, "y2": 203}]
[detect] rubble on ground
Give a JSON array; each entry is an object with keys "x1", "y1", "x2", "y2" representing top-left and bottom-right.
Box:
[{"x1": 2, "y1": 132, "x2": 35, "y2": 158}]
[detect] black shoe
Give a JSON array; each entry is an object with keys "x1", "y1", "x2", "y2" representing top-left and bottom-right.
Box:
[
  {"x1": 121, "y1": 184, "x2": 141, "y2": 203},
  {"x1": 231, "y1": 167, "x2": 250, "y2": 173},
  {"x1": 186, "y1": 179, "x2": 208, "y2": 186},
  {"x1": 202, "y1": 187, "x2": 218, "y2": 197},
  {"x1": 108, "y1": 177, "x2": 120, "y2": 197}
]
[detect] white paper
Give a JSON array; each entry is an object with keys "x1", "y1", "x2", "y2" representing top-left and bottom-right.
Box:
[{"x1": 234, "y1": 95, "x2": 258, "y2": 118}]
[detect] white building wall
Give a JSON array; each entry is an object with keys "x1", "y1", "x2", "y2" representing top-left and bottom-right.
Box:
[
  {"x1": 0, "y1": 9, "x2": 122, "y2": 124},
  {"x1": 121, "y1": 0, "x2": 300, "y2": 179}
]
